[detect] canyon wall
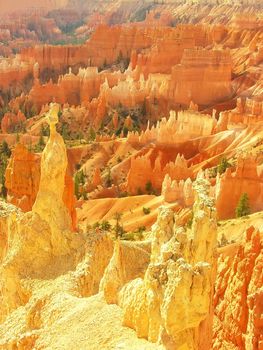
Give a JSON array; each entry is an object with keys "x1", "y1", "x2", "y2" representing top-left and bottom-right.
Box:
[
  {"x1": 131, "y1": 24, "x2": 213, "y2": 76},
  {"x1": 127, "y1": 152, "x2": 193, "y2": 195},
  {"x1": 216, "y1": 157, "x2": 263, "y2": 220},
  {"x1": 0, "y1": 57, "x2": 33, "y2": 93},
  {"x1": 20, "y1": 24, "x2": 175, "y2": 71},
  {"x1": 214, "y1": 226, "x2": 263, "y2": 350},
  {"x1": 216, "y1": 98, "x2": 263, "y2": 132},
  {"x1": 169, "y1": 48, "x2": 233, "y2": 107}
]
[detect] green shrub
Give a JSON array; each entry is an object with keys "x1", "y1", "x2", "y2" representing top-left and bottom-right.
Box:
[
  {"x1": 105, "y1": 167, "x2": 112, "y2": 187},
  {"x1": 187, "y1": 211, "x2": 194, "y2": 228},
  {"x1": 122, "y1": 232, "x2": 136, "y2": 241},
  {"x1": 235, "y1": 193, "x2": 250, "y2": 218},
  {"x1": 113, "y1": 212, "x2": 125, "y2": 239},
  {"x1": 145, "y1": 180, "x2": 153, "y2": 194},
  {"x1": 74, "y1": 170, "x2": 86, "y2": 199},
  {"x1": 1, "y1": 141, "x2": 11, "y2": 157},
  {"x1": 219, "y1": 233, "x2": 229, "y2": 247},
  {"x1": 217, "y1": 157, "x2": 231, "y2": 175},
  {"x1": 101, "y1": 220, "x2": 112, "y2": 231},
  {"x1": 0, "y1": 141, "x2": 12, "y2": 198},
  {"x1": 88, "y1": 127, "x2": 96, "y2": 142},
  {"x1": 143, "y1": 207, "x2": 150, "y2": 215}
]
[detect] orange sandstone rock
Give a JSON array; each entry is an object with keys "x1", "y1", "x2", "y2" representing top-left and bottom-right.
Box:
[
  {"x1": 127, "y1": 110, "x2": 216, "y2": 145},
  {"x1": 112, "y1": 111, "x2": 119, "y2": 129},
  {"x1": 90, "y1": 167, "x2": 102, "y2": 190},
  {"x1": 127, "y1": 151, "x2": 193, "y2": 195},
  {"x1": 216, "y1": 97, "x2": 263, "y2": 132},
  {"x1": 162, "y1": 174, "x2": 194, "y2": 206},
  {"x1": 216, "y1": 157, "x2": 263, "y2": 220},
  {"x1": 103, "y1": 178, "x2": 218, "y2": 349},
  {"x1": 0, "y1": 57, "x2": 33, "y2": 91},
  {"x1": 5, "y1": 143, "x2": 77, "y2": 230},
  {"x1": 1, "y1": 111, "x2": 26, "y2": 133},
  {"x1": 214, "y1": 226, "x2": 263, "y2": 350},
  {"x1": 169, "y1": 48, "x2": 232, "y2": 107}
]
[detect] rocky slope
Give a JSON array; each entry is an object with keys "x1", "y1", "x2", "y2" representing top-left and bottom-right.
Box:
[
  {"x1": 0, "y1": 2, "x2": 262, "y2": 349},
  {"x1": 0, "y1": 109, "x2": 262, "y2": 348}
]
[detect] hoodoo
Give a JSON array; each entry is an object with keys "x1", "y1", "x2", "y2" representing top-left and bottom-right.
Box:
[{"x1": 0, "y1": 1, "x2": 262, "y2": 349}]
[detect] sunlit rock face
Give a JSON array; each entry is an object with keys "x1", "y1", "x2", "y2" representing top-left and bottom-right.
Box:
[
  {"x1": 0, "y1": 2, "x2": 262, "y2": 348},
  {"x1": 169, "y1": 48, "x2": 233, "y2": 106},
  {"x1": 214, "y1": 226, "x2": 263, "y2": 350},
  {"x1": 127, "y1": 152, "x2": 193, "y2": 195},
  {"x1": 161, "y1": 174, "x2": 194, "y2": 206},
  {"x1": 5, "y1": 140, "x2": 76, "y2": 230},
  {"x1": 5, "y1": 143, "x2": 41, "y2": 212},
  {"x1": 0, "y1": 104, "x2": 82, "y2": 322},
  {"x1": 32, "y1": 104, "x2": 73, "y2": 254},
  {"x1": 216, "y1": 156, "x2": 263, "y2": 220},
  {"x1": 216, "y1": 98, "x2": 263, "y2": 132},
  {"x1": 102, "y1": 178, "x2": 217, "y2": 349}
]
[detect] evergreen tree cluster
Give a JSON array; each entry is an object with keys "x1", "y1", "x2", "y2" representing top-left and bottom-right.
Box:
[
  {"x1": 0, "y1": 141, "x2": 11, "y2": 198},
  {"x1": 74, "y1": 169, "x2": 87, "y2": 200}
]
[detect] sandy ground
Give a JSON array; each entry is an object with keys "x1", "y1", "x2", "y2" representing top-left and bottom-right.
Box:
[{"x1": 77, "y1": 195, "x2": 179, "y2": 232}]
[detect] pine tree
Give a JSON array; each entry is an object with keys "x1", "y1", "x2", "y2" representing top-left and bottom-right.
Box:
[
  {"x1": 74, "y1": 173, "x2": 80, "y2": 199},
  {"x1": 101, "y1": 220, "x2": 111, "y2": 231},
  {"x1": 142, "y1": 98, "x2": 147, "y2": 116},
  {"x1": 105, "y1": 167, "x2": 112, "y2": 187},
  {"x1": 217, "y1": 157, "x2": 231, "y2": 175},
  {"x1": 145, "y1": 180, "x2": 153, "y2": 194},
  {"x1": 74, "y1": 170, "x2": 86, "y2": 199},
  {"x1": 1, "y1": 141, "x2": 11, "y2": 157},
  {"x1": 40, "y1": 123, "x2": 49, "y2": 137},
  {"x1": 61, "y1": 123, "x2": 69, "y2": 140},
  {"x1": 236, "y1": 193, "x2": 250, "y2": 218},
  {"x1": 79, "y1": 170, "x2": 85, "y2": 184},
  {"x1": 88, "y1": 127, "x2": 96, "y2": 141},
  {"x1": 38, "y1": 134, "x2": 45, "y2": 147},
  {"x1": 113, "y1": 212, "x2": 124, "y2": 239}
]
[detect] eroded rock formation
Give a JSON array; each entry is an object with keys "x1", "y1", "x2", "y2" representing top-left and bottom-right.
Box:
[
  {"x1": 214, "y1": 226, "x2": 263, "y2": 350},
  {"x1": 5, "y1": 143, "x2": 77, "y2": 229},
  {"x1": 0, "y1": 57, "x2": 33, "y2": 91},
  {"x1": 127, "y1": 110, "x2": 217, "y2": 146},
  {"x1": 101, "y1": 178, "x2": 217, "y2": 349},
  {"x1": 0, "y1": 3, "x2": 262, "y2": 348},
  {"x1": 127, "y1": 151, "x2": 193, "y2": 195},
  {"x1": 162, "y1": 174, "x2": 194, "y2": 206},
  {"x1": 0, "y1": 104, "x2": 83, "y2": 323},
  {"x1": 169, "y1": 48, "x2": 233, "y2": 106},
  {"x1": 216, "y1": 156, "x2": 263, "y2": 219},
  {"x1": 216, "y1": 98, "x2": 263, "y2": 132},
  {"x1": 1, "y1": 110, "x2": 26, "y2": 133},
  {"x1": 5, "y1": 143, "x2": 41, "y2": 211}
]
